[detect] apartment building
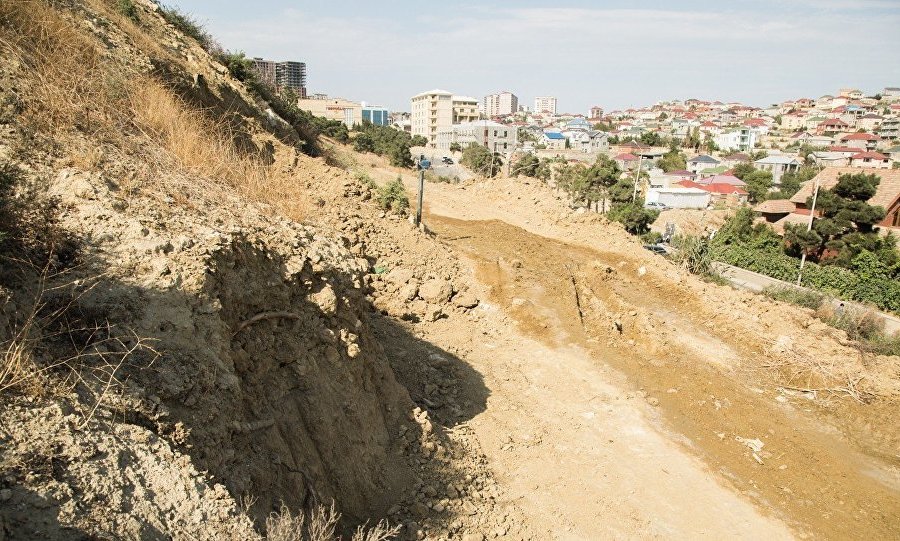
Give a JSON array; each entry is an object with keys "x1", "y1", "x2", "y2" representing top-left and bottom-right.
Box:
[
  {"x1": 482, "y1": 91, "x2": 519, "y2": 117},
  {"x1": 411, "y1": 90, "x2": 482, "y2": 147},
  {"x1": 534, "y1": 96, "x2": 558, "y2": 115},
  {"x1": 296, "y1": 96, "x2": 361, "y2": 127},
  {"x1": 435, "y1": 120, "x2": 518, "y2": 153},
  {"x1": 453, "y1": 95, "x2": 481, "y2": 124},
  {"x1": 251, "y1": 58, "x2": 307, "y2": 97}
]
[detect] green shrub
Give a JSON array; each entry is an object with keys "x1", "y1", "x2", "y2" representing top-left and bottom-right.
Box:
[
  {"x1": 713, "y1": 243, "x2": 900, "y2": 313},
  {"x1": 117, "y1": 0, "x2": 139, "y2": 21},
  {"x1": 160, "y1": 4, "x2": 214, "y2": 50},
  {"x1": 762, "y1": 286, "x2": 825, "y2": 310},
  {"x1": 377, "y1": 177, "x2": 409, "y2": 214}
]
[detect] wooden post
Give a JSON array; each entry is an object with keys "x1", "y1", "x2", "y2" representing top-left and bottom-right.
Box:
[{"x1": 415, "y1": 169, "x2": 425, "y2": 227}]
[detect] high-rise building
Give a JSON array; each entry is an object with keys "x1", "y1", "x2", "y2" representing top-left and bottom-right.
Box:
[
  {"x1": 411, "y1": 90, "x2": 482, "y2": 148},
  {"x1": 251, "y1": 58, "x2": 276, "y2": 87},
  {"x1": 275, "y1": 61, "x2": 307, "y2": 97},
  {"x1": 482, "y1": 91, "x2": 519, "y2": 117},
  {"x1": 534, "y1": 96, "x2": 558, "y2": 115},
  {"x1": 250, "y1": 58, "x2": 307, "y2": 97}
]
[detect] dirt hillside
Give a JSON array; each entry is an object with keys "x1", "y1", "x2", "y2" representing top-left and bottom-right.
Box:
[{"x1": 0, "y1": 0, "x2": 898, "y2": 540}]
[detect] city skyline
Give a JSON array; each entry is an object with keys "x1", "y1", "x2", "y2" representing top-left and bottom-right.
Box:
[{"x1": 170, "y1": 0, "x2": 900, "y2": 114}]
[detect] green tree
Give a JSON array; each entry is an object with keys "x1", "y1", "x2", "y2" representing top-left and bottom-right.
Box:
[
  {"x1": 731, "y1": 162, "x2": 756, "y2": 180},
  {"x1": 389, "y1": 143, "x2": 413, "y2": 168},
  {"x1": 640, "y1": 131, "x2": 661, "y2": 146},
  {"x1": 461, "y1": 143, "x2": 502, "y2": 177},
  {"x1": 410, "y1": 135, "x2": 428, "y2": 147},
  {"x1": 511, "y1": 154, "x2": 540, "y2": 178},
  {"x1": 772, "y1": 165, "x2": 819, "y2": 199},
  {"x1": 608, "y1": 203, "x2": 659, "y2": 234},
  {"x1": 353, "y1": 132, "x2": 375, "y2": 153},
  {"x1": 743, "y1": 170, "x2": 773, "y2": 202},
  {"x1": 657, "y1": 148, "x2": 687, "y2": 172},
  {"x1": 449, "y1": 142, "x2": 462, "y2": 153},
  {"x1": 809, "y1": 173, "x2": 888, "y2": 265}
]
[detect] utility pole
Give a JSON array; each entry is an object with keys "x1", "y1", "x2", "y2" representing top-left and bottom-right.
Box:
[
  {"x1": 795, "y1": 176, "x2": 821, "y2": 286},
  {"x1": 415, "y1": 155, "x2": 431, "y2": 227},
  {"x1": 632, "y1": 139, "x2": 643, "y2": 202}
]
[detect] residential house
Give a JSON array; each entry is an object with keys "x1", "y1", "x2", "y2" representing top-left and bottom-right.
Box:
[
  {"x1": 840, "y1": 132, "x2": 880, "y2": 151},
  {"x1": 676, "y1": 180, "x2": 747, "y2": 206},
  {"x1": 883, "y1": 87, "x2": 900, "y2": 101},
  {"x1": 879, "y1": 118, "x2": 900, "y2": 140},
  {"x1": 885, "y1": 145, "x2": 900, "y2": 161},
  {"x1": 722, "y1": 152, "x2": 751, "y2": 167},
  {"x1": 754, "y1": 155, "x2": 801, "y2": 185},
  {"x1": 646, "y1": 187, "x2": 710, "y2": 209},
  {"x1": 849, "y1": 151, "x2": 891, "y2": 169},
  {"x1": 781, "y1": 114, "x2": 807, "y2": 131},
  {"x1": 614, "y1": 153, "x2": 640, "y2": 171},
  {"x1": 816, "y1": 118, "x2": 850, "y2": 135},
  {"x1": 857, "y1": 114, "x2": 884, "y2": 132},
  {"x1": 687, "y1": 154, "x2": 720, "y2": 174},
  {"x1": 714, "y1": 128, "x2": 758, "y2": 151},
  {"x1": 810, "y1": 151, "x2": 851, "y2": 167},
  {"x1": 296, "y1": 96, "x2": 362, "y2": 127},
  {"x1": 695, "y1": 174, "x2": 746, "y2": 187},
  {"x1": 754, "y1": 199, "x2": 795, "y2": 224},
  {"x1": 436, "y1": 120, "x2": 518, "y2": 153},
  {"x1": 540, "y1": 131, "x2": 567, "y2": 150}
]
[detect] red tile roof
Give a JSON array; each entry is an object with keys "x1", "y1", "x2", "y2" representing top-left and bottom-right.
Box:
[
  {"x1": 614, "y1": 153, "x2": 638, "y2": 161},
  {"x1": 841, "y1": 132, "x2": 880, "y2": 141},
  {"x1": 828, "y1": 145, "x2": 864, "y2": 153},
  {"x1": 851, "y1": 152, "x2": 889, "y2": 160}
]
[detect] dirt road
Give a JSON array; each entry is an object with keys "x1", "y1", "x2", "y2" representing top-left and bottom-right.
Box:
[{"x1": 361, "y1": 166, "x2": 900, "y2": 539}]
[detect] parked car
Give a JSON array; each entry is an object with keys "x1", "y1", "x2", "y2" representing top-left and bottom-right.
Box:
[
  {"x1": 644, "y1": 201, "x2": 669, "y2": 210},
  {"x1": 441, "y1": 156, "x2": 454, "y2": 165}
]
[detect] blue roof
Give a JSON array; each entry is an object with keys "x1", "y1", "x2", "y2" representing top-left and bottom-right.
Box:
[{"x1": 544, "y1": 132, "x2": 566, "y2": 140}]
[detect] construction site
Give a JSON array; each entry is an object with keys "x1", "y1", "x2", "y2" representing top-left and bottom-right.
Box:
[{"x1": 0, "y1": 1, "x2": 897, "y2": 539}]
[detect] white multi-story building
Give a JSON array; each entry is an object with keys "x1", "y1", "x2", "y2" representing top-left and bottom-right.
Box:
[
  {"x1": 482, "y1": 91, "x2": 519, "y2": 117},
  {"x1": 411, "y1": 89, "x2": 453, "y2": 147},
  {"x1": 534, "y1": 96, "x2": 558, "y2": 115},
  {"x1": 435, "y1": 120, "x2": 518, "y2": 154},
  {"x1": 714, "y1": 128, "x2": 759, "y2": 152},
  {"x1": 411, "y1": 90, "x2": 481, "y2": 148}
]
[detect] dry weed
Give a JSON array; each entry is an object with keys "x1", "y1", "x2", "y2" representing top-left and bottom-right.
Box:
[
  {"x1": 264, "y1": 502, "x2": 399, "y2": 541},
  {"x1": 0, "y1": 0, "x2": 115, "y2": 135},
  {"x1": 127, "y1": 78, "x2": 311, "y2": 219}
]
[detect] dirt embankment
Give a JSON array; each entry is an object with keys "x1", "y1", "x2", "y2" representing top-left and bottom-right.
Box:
[{"x1": 0, "y1": 1, "x2": 517, "y2": 539}]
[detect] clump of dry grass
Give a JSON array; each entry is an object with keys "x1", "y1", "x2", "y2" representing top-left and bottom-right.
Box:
[
  {"x1": 264, "y1": 502, "x2": 399, "y2": 541},
  {"x1": 0, "y1": 318, "x2": 42, "y2": 395}
]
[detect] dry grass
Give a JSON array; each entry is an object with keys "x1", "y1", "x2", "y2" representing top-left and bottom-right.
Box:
[
  {"x1": 0, "y1": 0, "x2": 116, "y2": 136},
  {"x1": 264, "y1": 502, "x2": 399, "y2": 541},
  {"x1": 128, "y1": 78, "x2": 312, "y2": 219},
  {"x1": 0, "y1": 318, "x2": 42, "y2": 395}
]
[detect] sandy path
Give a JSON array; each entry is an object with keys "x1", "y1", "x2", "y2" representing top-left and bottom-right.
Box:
[{"x1": 460, "y1": 333, "x2": 794, "y2": 540}]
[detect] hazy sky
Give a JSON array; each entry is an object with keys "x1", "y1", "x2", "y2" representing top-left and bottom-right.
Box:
[{"x1": 170, "y1": 0, "x2": 900, "y2": 114}]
